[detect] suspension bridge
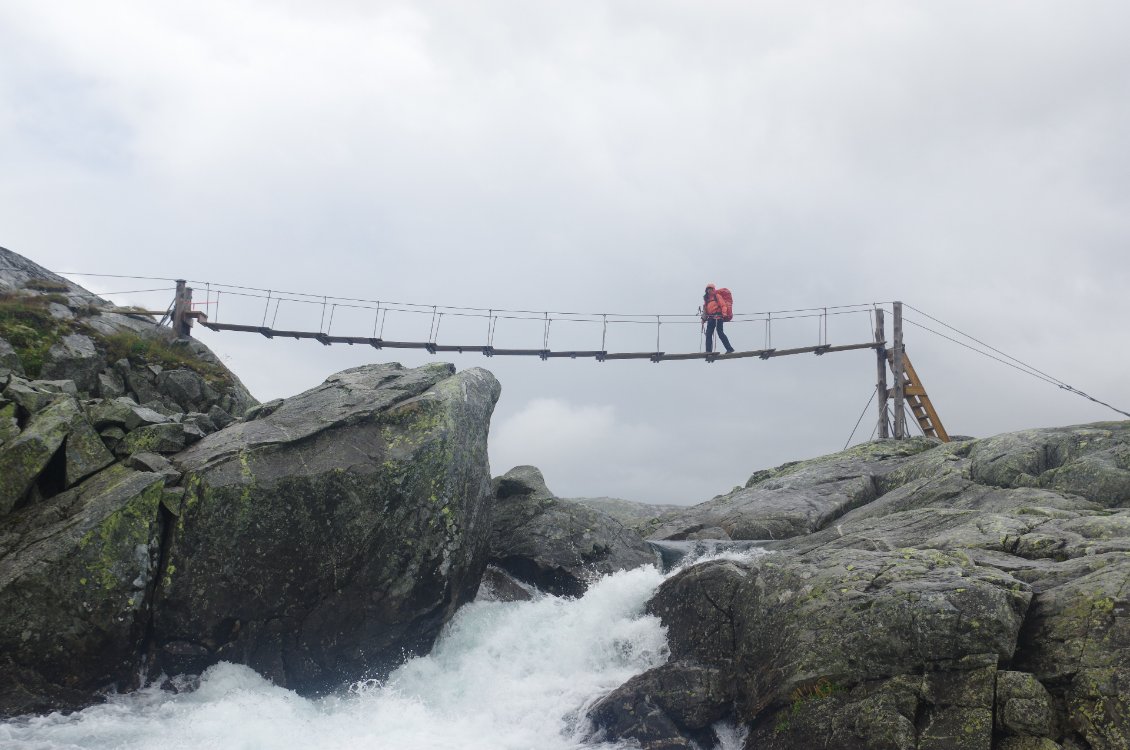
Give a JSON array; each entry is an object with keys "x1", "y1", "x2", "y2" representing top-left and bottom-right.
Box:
[{"x1": 60, "y1": 272, "x2": 1130, "y2": 445}]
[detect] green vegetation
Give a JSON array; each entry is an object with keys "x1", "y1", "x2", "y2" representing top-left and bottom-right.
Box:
[
  {"x1": 0, "y1": 292, "x2": 73, "y2": 377},
  {"x1": 77, "y1": 471, "x2": 164, "y2": 592},
  {"x1": 774, "y1": 677, "x2": 844, "y2": 733},
  {"x1": 98, "y1": 330, "x2": 231, "y2": 387},
  {"x1": 1, "y1": 289, "x2": 233, "y2": 390},
  {"x1": 21, "y1": 278, "x2": 71, "y2": 293}
]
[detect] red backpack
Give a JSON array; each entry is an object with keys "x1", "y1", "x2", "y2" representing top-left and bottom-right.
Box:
[{"x1": 715, "y1": 288, "x2": 734, "y2": 322}]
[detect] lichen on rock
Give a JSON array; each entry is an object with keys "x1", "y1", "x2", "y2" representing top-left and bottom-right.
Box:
[
  {"x1": 153, "y1": 363, "x2": 501, "y2": 693},
  {"x1": 0, "y1": 464, "x2": 166, "y2": 715},
  {"x1": 595, "y1": 422, "x2": 1130, "y2": 750}
]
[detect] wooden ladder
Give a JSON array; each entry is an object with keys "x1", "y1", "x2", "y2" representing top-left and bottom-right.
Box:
[{"x1": 887, "y1": 351, "x2": 950, "y2": 442}]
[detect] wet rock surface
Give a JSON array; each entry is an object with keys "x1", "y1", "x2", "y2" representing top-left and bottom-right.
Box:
[
  {"x1": 567, "y1": 495, "x2": 681, "y2": 537},
  {"x1": 589, "y1": 662, "x2": 734, "y2": 749},
  {"x1": 593, "y1": 422, "x2": 1130, "y2": 750},
  {"x1": 0, "y1": 361, "x2": 502, "y2": 715},
  {"x1": 488, "y1": 465, "x2": 658, "y2": 597},
  {"x1": 155, "y1": 363, "x2": 501, "y2": 693},
  {"x1": 1, "y1": 245, "x2": 508, "y2": 716},
  {"x1": 3, "y1": 247, "x2": 1129, "y2": 749},
  {"x1": 648, "y1": 438, "x2": 941, "y2": 541},
  {"x1": 0, "y1": 465, "x2": 166, "y2": 715}
]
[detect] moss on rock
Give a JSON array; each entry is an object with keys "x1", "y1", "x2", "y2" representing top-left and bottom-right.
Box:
[
  {"x1": 154, "y1": 364, "x2": 500, "y2": 693},
  {"x1": 0, "y1": 465, "x2": 165, "y2": 715}
]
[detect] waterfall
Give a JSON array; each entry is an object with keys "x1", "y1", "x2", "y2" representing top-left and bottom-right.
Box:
[{"x1": 1, "y1": 554, "x2": 759, "y2": 750}]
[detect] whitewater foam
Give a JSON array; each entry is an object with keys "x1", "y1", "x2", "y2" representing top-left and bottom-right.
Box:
[{"x1": 0, "y1": 551, "x2": 762, "y2": 750}]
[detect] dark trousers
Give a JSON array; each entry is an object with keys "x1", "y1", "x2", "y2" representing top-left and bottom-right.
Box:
[{"x1": 705, "y1": 318, "x2": 733, "y2": 353}]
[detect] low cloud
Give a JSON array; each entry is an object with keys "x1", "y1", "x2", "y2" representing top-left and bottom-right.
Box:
[
  {"x1": 490, "y1": 397, "x2": 702, "y2": 504},
  {"x1": 2, "y1": 1, "x2": 1128, "y2": 507}
]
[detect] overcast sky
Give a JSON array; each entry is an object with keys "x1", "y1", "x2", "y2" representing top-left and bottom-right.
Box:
[{"x1": 2, "y1": 1, "x2": 1128, "y2": 505}]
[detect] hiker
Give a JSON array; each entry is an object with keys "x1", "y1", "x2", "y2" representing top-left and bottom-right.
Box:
[{"x1": 701, "y1": 283, "x2": 734, "y2": 353}]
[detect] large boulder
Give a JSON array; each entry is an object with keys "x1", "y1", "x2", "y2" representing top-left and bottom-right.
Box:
[
  {"x1": 39, "y1": 333, "x2": 103, "y2": 394},
  {"x1": 0, "y1": 336, "x2": 23, "y2": 376},
  {"x1": 567, "y1": 495, "x2": 681, "y2": 537},
  {"x1": 649, "y1": 438, "x2": 940, "y2": 541},
  {"x1": 488, "y1": 465, "x2": 658, "y2": 597},
  {"x1": 153, "y1": 363, "x2": 501, "y2": 693},
  {"x1": 0, "y1": 465, "x2": 167, "y2": 716},
  {"x1": 595, "y1": 548, "x2": 1029, "y2": 750},
  {"x1": 660, "y1": 549, "x2": 1029, "y2": 702},
  {"x1": 62, "y1": 405, "x2": 116, "y2": 488},
  {"x1": 3, "y1": 376, "x2": 59, "y2": 415},
  {"x1": 0, "y1": 396, "x2": 114, "y2": 516},
  {"x1": 597, "y1": 422, "x2": 1130, "y2": 750},
  {"x1": 969, "y1": 422, "x2": 1130, "y2": 507},
  {"x1": 154, "y1": 368, "x2": 217, "y2": 413},
  {"x1": 740, "y1": 660, "x2": 1000, "y2": 750},
  {"x1": 119, "y1": 422, "x2": 186, "y2": 456},
  {"x1": 1014, "y1": 559, "x2": 1130, "y2": 750},
  {"x1": 589, "y1": 662, "x2": 734, "y2": 749},
  {"x1": 995, "y1": 671, "x2": 1057, "y2": 741},
  {"x1": 86, "y1": 396, "x2": 170, "y2": 433}
]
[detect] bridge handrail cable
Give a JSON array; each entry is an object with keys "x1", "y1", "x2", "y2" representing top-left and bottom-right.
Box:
[{"x1": 58, "y1": 270, "x2": 887, "y2": 322}]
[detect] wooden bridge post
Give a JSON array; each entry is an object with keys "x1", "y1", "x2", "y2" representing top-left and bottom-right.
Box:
[
  {"x1": 173, "y1": 280, "x2": 193, "y2": 339},
  {"x1": 892, "y1": 301, "x2": 906, "y2": 438},
  {"x1": 875, "y1": 308, "x2": 889, "y2": 439}
]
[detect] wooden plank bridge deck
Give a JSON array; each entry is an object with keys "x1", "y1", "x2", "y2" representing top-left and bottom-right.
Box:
[{"x1": 199, "y1": 320, "x2": 882, "y2": 363}]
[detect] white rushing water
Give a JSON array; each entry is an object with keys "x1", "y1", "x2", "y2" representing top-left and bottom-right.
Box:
[{"x1": 0, "y1": 556, "x2": 755, "y2": 750}]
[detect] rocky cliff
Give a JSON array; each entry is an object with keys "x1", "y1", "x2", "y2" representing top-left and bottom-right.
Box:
[
  {"x1": 487, "y1": 465, "x2": 657, "y2": 597},
  {"x1": 593, "y1": 425, "x2": 1130, "y2": 750},
  {"x1": 3, "y1": 248, "x2": 1128, "y2": 750},
  {"x1": 0, "y1": 248, "x2": 502, "y2": 715},
  {"x1": 154, "y1": 363, "x2": 500, "y2": 692}
]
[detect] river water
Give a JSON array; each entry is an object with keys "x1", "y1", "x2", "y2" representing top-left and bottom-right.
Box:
[{"x1": 0, "y1": 557, "x2": 754, "y2": 750}]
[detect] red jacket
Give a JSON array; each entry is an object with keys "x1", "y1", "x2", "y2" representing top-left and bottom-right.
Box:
[{"x1": 703, "y1": 292, "x2": 724, "y2": 320}]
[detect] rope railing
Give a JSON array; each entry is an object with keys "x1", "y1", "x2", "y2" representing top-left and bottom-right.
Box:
[
  {"x1": 58, "y1": 270, "x2": 1130, "y2": 420},
  {"x1": 59, "y1": 270, "x2": 886, "y2": 359},
  {"x1": 195, "y1": 291, "x2": 881, "y2": 359},
  {"x1": 58, "y1": 270, "x2": 884, "y2": 323}
]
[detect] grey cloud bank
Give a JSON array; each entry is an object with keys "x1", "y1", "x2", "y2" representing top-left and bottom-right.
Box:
[{"x1": 1, "y1": 1, "x2": 1127, "y2": 503}]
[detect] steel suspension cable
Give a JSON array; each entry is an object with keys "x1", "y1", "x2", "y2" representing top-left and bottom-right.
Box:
[
  {"x1": 903, "y1": 316, "x2": 1130, "y2": 419},
  {"x1": 844, "y1": 388, "x2": 878, "y2": 450},
  {"x1": 905, "y1": 304, "x2": 1070, "y2": 385},
  {"x1": 60, "y1": 270, "x2": 885, "y2": 322}
]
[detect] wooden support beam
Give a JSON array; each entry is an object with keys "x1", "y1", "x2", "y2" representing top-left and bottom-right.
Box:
[
  {"x1": 488, "y1": 348, "x2": 547, "y2": 356},
  {"x1": 655, "y1": 352, "x2": 715, "y2": 361},
  {"x1": 892, "y1": 301, "x2": 906, "y2": 439},
  {"x1": 818, "y1": 342, "x2": 882, "y2": 355},
  {"x1": 900, "y1": 354, "x2": 950, "y2": 442},
  {"x1": 195, "y1": 322, "x2": 882, "y2": 366},
  {"x1": 543, "y1": 350, "x2": 606, "y2": 359},
  {"x1": 602, "y1": 352, "x2": 661, "y2": 360},
  {"x1": 202, "y1": 322, "x2": 257, "y2": 334},
  {"x1": 884, "y1": 350, "x2": 950, "y2": 442},
  {"x1": 375, "y1": 340, "x2": 437, "y2": 350},
  {"x1": 173, "y1": 280, "x2": 193, "y2": 339},
  {"x1": 875, "y1": 308, "x2": 889, "y2": 439}
]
